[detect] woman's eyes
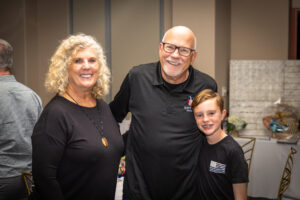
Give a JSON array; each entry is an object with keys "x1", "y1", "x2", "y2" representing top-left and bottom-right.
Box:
[
  {"x1": 74, "y1": 58, "x2": 82, "y2": 63},
  {"x1": 73, "y1": 58, "x2": 97, "y2": 64},
  {"x1": 88, "y1": 58, "x2": 96, "y2": 63}
]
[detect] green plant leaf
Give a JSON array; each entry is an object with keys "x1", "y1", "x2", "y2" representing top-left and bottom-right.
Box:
[{"x1": 227, "y1": 123, "x2": 236, "y2": 131}]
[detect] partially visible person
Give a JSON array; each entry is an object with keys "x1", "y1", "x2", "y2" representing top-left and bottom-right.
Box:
[
  {"x1": 0, "y1": 39, "x2": 42, "y2": 200},
  {"x1": 110, "y1": 26, "x2": 217, "y2": 200},
  {"x1": 32, "y1": 34, "x2": 124, "y2": 200},
  {"x1": 192, "y1": 89, "x2": 248, "y2": 200}
]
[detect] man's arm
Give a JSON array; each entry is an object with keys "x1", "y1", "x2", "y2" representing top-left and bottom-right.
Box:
[
  {"x1": 109, "y1": 73, "x2": 131, "y2": 154},
  {"x1": 109, "y1": 73, "x2": 131, "y2": 123},
  {"x1": 233, "y1": 183, "x2": 247, "y2": 200}
]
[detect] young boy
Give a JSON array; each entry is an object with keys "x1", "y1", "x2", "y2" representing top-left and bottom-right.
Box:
[{"x1": 192, "y1": 89, "x2": 248, "y2": 200}]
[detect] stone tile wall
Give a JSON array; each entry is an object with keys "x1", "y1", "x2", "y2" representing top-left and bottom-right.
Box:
[{"x1": 229, "y1": 60, "x2": 300, "y2": 137}]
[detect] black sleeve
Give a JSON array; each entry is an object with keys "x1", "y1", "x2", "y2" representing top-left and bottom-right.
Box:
[
  {"x1": 230, "y1": 144, "x2": 249, "y2": 184},
  {"x1": 209, "y1": 75, "x2": 218, "y2": 92},
  {"x1": 32, "y1": 108, "x2": 67, "y2": 200},
  {"x1": 213, "y1": 82, "x2": 218, "y2": 92},
  {"x1": 109, "y1": 73, "x2": 131, "y2": 123},
  {"x1": 121, "y1": 131, "x2": 129, "y2": 156}
]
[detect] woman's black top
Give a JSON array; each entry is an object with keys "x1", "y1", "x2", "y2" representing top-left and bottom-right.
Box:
[{"x1": 32, "y1": 95, "x2": 124, "y2": 200}]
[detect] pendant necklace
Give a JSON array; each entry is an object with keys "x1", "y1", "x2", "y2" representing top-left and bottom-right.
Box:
[{"x1": 65, "y1": 91, "x2": 109, "y2": 147}]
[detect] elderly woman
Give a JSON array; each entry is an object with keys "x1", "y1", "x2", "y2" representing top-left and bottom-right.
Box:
[{"x1": 32, "y1": 34, "x2": 124, "y2": 200}]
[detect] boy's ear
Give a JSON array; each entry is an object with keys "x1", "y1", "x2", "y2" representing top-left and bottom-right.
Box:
[{"x1": 221, "y1": 109, "x2": 227, "y2": 121}]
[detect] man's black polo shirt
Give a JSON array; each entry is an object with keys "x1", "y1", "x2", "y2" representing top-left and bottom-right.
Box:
[{"x1": 110, "y1": 61, "x2": 217, "y2": 200}]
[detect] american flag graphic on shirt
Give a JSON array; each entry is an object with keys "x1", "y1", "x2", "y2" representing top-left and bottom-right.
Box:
[{"x1": 209, "y1": 160, "x2": 226, "y2": 174}]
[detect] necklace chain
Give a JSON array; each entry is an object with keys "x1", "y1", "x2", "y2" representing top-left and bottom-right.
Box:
[
  {"x1": 65, "y1": 91, "x2": 109, "y2": 147},
  {"x1": 65, "y1": 91, "x2": 79, "y2": 104}
]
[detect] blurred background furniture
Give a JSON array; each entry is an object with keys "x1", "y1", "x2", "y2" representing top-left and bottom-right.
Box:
[
  {"x1": 229, "y1": 60, "x2": 300, "y2": 138},
  {"x1": 21, "y1": 171, "x2": 34, "y2": 197},
  {"x1": 234, "y1": 137, "x2": 300, "y2": 199},
  {"x1": 239, "y1": 137, "x2": 256, "y2": 175},
  {"x1": 277, "y1": 147, "x2": 297, "y2": 200}
]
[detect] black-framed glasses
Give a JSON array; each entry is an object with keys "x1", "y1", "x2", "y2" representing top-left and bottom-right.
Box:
[{"x1": 161, "y1": 42, "x2": 195, "y2": 57}]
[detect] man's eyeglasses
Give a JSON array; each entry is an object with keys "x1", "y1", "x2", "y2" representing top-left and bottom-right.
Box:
[{"x1": 161, "y1": 42, "x2": 195, "y2": 57}]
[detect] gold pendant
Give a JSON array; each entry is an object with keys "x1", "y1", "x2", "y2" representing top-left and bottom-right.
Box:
[{"x1": 102, "y1": 137, "x2": 109, "y2": 147}]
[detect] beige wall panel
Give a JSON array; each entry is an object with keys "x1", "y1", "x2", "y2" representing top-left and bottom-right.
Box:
[
  {"x1": 73, "y1": 0, "x2": 106, "y2": 47},
  {"x1": 163, "y1": 0, "x2": 173, "y2": 32},
  {"x1": 215, "y1": 0, "x2": 231, "y2": 109},
  {"x1": 231, "y1": 0, "x2": 289, "y2": 59},
  {"x1": 0, "y1": 0, "x2": 26, "y2": 84},
  {"x1": 292, "y1": 0, "x2": 300, "y2": 8},
  {"x1": 111, "y1": 0, "x2": 160, "y2": 97},
  {"x1": 36, "y1": 0, "x2": 69, "y2": 105},
  {"x1": 172, "y1": 0, "x2": 216, "y2": 78},
  {"x1": 25, "y1": 0, "x2": 39, "y2": 93}
]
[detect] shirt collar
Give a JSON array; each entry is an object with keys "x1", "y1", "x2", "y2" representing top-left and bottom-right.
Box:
[
  {"x1": 152, "y1": 62, "x2": 164, "y2": 86},
  {"x1": 0, "y1": 75, "x2": 16, "y2": 82},
  {"x1": 152, "y1": 61, "x2": 195, "y2": 93}
]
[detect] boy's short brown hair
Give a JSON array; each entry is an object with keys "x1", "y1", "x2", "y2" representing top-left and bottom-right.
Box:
[{"x1": 192, "y1": 89, "x2": 224, "y2": 111}]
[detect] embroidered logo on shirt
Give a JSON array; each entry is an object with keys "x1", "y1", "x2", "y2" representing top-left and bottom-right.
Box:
[
  {"x1": 209, "y1": 160, "x2": 226, "y2": 174},
  {"x1": 184, "y1": 96, "x2": 193, "y2": 112},
  {"x1": 188, "y1": 96, "x2": 193, "y2": 106}
]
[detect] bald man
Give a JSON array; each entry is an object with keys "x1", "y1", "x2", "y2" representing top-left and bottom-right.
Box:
[{"x1": 110, "y1": 26, "x2": 217, "y2": 200}]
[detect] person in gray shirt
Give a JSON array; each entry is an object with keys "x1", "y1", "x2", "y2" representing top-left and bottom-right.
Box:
[{"x1": 0, "y1": 39, "x2": 42, "y2": 200}]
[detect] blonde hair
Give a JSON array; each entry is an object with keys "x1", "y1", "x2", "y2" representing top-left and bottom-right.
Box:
[{"x1": 45, "y1": 33, "x2": 110, "y2": 99}]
